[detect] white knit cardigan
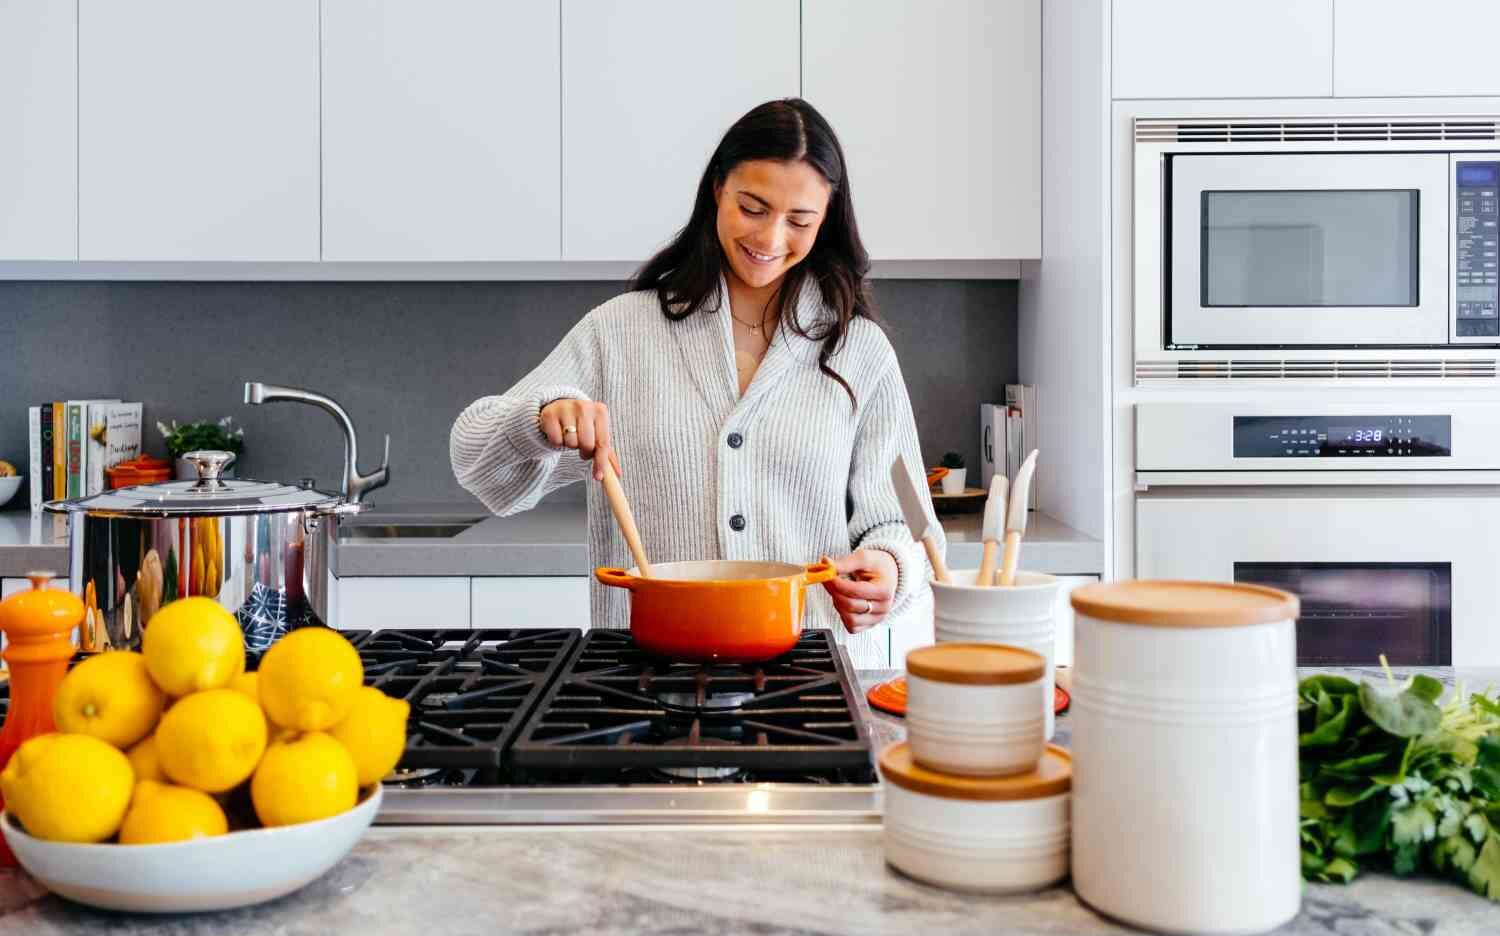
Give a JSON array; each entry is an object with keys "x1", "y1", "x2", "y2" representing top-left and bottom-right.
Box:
[{"x1": 449, "y1": 278, "x2": 942, "y2": 667}]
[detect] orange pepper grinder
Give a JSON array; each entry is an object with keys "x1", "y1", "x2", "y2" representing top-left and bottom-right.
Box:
[{"x1": 0, "y1": 571, "x2": 83, "y2": 866}]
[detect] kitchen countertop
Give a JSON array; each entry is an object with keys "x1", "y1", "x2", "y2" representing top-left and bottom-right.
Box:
[
  {"x1": 0, "y1": 512, "x2": 67, "y2": 579},
  {"x1": 0, "y1": 666, "x2": 1495, "y2": 934},
  {"x1": 328, "y1": 501, "x2": 1104, "y2": 578}
]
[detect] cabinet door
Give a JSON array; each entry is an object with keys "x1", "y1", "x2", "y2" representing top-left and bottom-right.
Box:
[
  {"x1": 321, "y1": 1, "x2": 561, "y2": 261},
  {"x1": 1113, "y1": 0, "x2": 1333, "y2": 99},
  {"x1": 1335, "y1": 0, "x2": 1500, "y2": 96},
  {"x1": 0, "y1": 0, "x2": 76, "y2": 260},
  {"x1": 78, "y1": 0, "x2": 318, "y2": 260},
  {"x1": 471, "y1": 577, "x2": 589, "y2": 630},
  {"x1": 803, "y1": 0, "x2": 1039, "y2": 260},
  {"x1": 1051, "y1": 574, "x2": 1098, "y2": 669},
  {"x1": 561, "y1": 0, "x2": 798, "y2": 260},
  {"x1": 335, "y1": 577, "x2": 470, "y2": 631}
]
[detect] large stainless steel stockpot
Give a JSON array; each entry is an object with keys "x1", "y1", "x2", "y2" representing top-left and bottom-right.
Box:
[{"x1": 44, "y1": 450, "x2": 362, "y2": 653}]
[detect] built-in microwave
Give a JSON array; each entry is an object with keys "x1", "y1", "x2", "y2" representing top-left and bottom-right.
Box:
[{"x1": 1134, "y1": 115, "x2": 1500, "y2": 381}]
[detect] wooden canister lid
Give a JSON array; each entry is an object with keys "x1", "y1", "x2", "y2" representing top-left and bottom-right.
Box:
[
  {"x1": 1069, "y1": 580, "x2": 1299, "y2": 629},
  {"x1": 879, "y1": 742, "x2": 1071, "y2": 801},
  {"x1": 905, "y1": 643, "x2": 1045, "y2": 685}
]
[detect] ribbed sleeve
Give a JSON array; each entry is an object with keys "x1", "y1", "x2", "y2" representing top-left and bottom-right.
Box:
[{"x1": 449, "y1": 285, "x2": 942, "y2": 669}]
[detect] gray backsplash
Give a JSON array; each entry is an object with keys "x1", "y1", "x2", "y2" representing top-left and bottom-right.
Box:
[{"x1": 0, "y1": 279, "x2": 1016, "y2": 508}]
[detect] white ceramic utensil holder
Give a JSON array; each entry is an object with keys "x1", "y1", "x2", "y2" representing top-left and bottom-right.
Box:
[
  {"x1": 1068, "y1": 581, "x2": 1300, "y2": 935},
  {"x1": 930, "y1": 570, "x2": 1059, "y2": 739}
]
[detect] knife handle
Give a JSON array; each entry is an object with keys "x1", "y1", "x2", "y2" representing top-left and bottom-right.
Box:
[
  {"x1": 976, "y1": 540, "x2": 999, "y2": 588},
  {"x1": 998, "y1": 530, "x2": 1021, "y2": 586},
  {"x1": 922, "y1": 536, "x2": 950, "y2": 584}
]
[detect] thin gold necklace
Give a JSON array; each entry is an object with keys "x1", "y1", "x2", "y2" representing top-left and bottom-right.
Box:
[{"x1": 729, "y1": 309, "x2": 769, "y2": 334}]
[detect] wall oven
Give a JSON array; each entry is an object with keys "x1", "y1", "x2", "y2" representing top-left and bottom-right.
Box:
[
  {"x1": 1134, "y1": 401, "x2": 1500, "y2": 666},
  {"x1": 1134, "y1": 115, "x2": 1500, "y2": 381}
]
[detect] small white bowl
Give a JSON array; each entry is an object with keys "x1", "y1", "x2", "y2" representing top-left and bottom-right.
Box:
[
  {"x1": 3, "y1": 785, "x2": 381, "y2": 913},
  {"x1": 905, "y1": 643, "x2": 1047, "y2": 776},
  {"x1": 0, "y1": 475, "x2": 22, "y2": 509}
]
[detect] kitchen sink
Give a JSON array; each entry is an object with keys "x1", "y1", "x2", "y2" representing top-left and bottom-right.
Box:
[{"x1": 337, "y1": 520, "x2": 483, "y2": 541}]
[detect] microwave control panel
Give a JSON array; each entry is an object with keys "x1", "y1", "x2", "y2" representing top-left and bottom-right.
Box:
[
  {"x1": 1233, "y1": 415, "x2": 1452, "y2": 458},
  {"x1": 1455, "y1": 160, "x2": 1500, "y2": 337}
]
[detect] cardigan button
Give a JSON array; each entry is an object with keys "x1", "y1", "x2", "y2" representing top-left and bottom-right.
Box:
[
  {"x1": 727, "y1": 432, "x2": 744, "y2": 449},
  {"x1": 729, "y1": 514, "x2": 746, "y2": 532}
]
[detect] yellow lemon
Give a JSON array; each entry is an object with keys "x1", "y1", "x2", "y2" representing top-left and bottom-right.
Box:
[
  {"x1": 228, "y1": 671, "x2": 259, "y2": 705},
  {"x1": 142, "y1": 597, "x2": 245, "y2": 696},
  {"x1": 126, "y1": 732, "x2": 166, "y2": 783},
  {"x1": 119, "y1": 780, "x2": 228, "y2": 844},
  {"x1": 328, "y1": 687, "x2": 410, "y2": 786},
  {"x1": 53, "y1": 651, "x2": 165, "y2": 750},
  {"x1": 257, "y1": 628, "x2": 363, "y2": 732},
  {"x1": 250, "y1": 732, "x2": 357, "y2": 827},
  {"x1": 156, "y1": 689, "x2": 267, "y2": 793},
  {"x1": 0, "y1": 733, "x2": 133, "y2": 842}
]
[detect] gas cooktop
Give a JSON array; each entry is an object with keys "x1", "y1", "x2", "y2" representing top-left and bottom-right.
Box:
[{"x1": 343, "y1": 627, "x2": 882, "y2": 825}]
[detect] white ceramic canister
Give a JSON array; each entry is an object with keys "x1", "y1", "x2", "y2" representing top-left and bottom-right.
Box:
[
  {"x1": 930, "y1": 570, "x2": 1059, "y2": 739},
  {"x1": 1068, "y1": 581, "x2": 1301, "y2": 935},
  {"x1": 880, "y1": 741, "x2": 1071, "y2": 894},
  {"x1": 905, "y1": 643, "x2": 1047, "y2": 776}
]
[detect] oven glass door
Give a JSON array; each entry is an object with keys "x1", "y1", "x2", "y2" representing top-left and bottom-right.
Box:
[{"x1": 1169, "y1": 153, "x2": 1450, "y2": 346}]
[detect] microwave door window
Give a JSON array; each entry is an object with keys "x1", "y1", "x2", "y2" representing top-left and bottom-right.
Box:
[{"x1": 1201, "y1": 190, "x2": 1420, "y2": 308}]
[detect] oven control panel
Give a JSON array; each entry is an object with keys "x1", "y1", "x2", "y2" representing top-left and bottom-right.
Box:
[
  {"x1": 1233, "y1": 415, "x2": 1452, "y2": 458},
  {"x1": 1455, "y1": 159, "x2": 1500, "y2": 338}
]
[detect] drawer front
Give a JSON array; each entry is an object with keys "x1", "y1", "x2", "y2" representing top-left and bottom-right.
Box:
[
  {"x1": 470, "y1": 577, "x2": 589, "y2": 630},
  {"x1": 335, "y1": 576, "x2": 470, "y2": 631}
]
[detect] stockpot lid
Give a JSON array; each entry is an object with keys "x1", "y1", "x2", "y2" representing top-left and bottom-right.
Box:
[{"x1": 43, "y1": 450, "x2": 353, "y2": 518}]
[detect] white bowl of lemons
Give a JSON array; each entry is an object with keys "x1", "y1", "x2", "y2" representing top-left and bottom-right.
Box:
[{"x1": 0, "y1": 599, "x2": 408, "y2": 913}]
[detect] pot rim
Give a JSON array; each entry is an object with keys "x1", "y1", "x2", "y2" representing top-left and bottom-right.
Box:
[
  {"x1": 42, "y1": 492, "x2": 364, "y2": 519},
  {"x1": 597, "y1": 557, "x2": 836, "y2": 589}
]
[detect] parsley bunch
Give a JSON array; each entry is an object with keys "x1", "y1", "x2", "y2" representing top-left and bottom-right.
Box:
[{"x1": 1299, "y1": 670, "x2": 1500, "y2": 901}]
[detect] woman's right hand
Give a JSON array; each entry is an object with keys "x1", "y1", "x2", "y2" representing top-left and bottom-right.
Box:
[{"x1": 539, "y1": 398, "x2": 621, "y2": 481}]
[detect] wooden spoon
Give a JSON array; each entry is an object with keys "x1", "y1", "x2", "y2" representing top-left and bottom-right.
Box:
[{"x1": 598, "y1": 458, "x2": 653, "y2": 577}]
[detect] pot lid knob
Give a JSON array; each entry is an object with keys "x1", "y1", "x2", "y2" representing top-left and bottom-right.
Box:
[{"x1": 184, "y1": 450, "x2": 237, "y2": 492}]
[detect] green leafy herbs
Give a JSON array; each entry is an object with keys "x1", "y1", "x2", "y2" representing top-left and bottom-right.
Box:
[
  {"x1": 156, "y1": 418, "x2": 246, "y2": 459},
  {"x1": 1300, "y1": 668, "x2": 1500, "y2": 903}
]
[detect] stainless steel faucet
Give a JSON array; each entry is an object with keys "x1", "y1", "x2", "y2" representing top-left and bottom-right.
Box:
[{"x1": 243, "y1": 382, "x2": 390, "y2": 504}]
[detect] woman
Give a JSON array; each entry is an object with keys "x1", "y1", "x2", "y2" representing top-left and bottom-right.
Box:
[{"x1": 450, "y1": 98, "x2": 942, "y2": 667}]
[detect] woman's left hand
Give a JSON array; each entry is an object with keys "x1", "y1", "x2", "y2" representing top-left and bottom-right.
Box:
[{"x1": 822, "y1": 549, "x2": 898, "y2": 634}]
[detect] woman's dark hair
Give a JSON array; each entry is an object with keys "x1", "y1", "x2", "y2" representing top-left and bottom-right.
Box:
[{"x1": 630, "y1": 98, "x2": 875, "y2": 406}]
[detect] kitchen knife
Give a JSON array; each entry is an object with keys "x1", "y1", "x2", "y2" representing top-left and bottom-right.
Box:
[
  {"x1": 891, "y1": 455, "x2": 950, "y2": 584},
  {"x1": 998, "y1": 449, "x2": 1038, "y2": 586},
  {"x1": 976, "y1": 474, "x2": 1008, "y2": 587}
]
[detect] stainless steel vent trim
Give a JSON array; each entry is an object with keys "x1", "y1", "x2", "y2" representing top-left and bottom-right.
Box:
[
  {"x1": 1136, "y1": 116, "x2": 1500, "y2": 144},
  {"x1": 1135, "y1": 358, "x2": 1499, "y2": 381}
]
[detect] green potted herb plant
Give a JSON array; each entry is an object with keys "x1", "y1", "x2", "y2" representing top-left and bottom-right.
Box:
[
  {"x1": 159, "y1": 418, "x2": 246, "y2": 480},
  {"x1": 938, "y1": 451, "x2": 967, "y2": 495}
]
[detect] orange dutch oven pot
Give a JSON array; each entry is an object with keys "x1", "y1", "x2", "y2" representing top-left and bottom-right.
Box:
[{"x1": 595, "y1": 558, "x2": 838, "y2": 663}]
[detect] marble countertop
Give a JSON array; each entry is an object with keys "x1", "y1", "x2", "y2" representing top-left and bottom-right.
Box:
[{"x1": 0, "y1": 667, "x2": 1495, "y2": 934}]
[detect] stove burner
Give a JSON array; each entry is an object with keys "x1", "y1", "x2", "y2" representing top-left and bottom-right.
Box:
[
  {"x1": 656, "y1": 690, "x2": 757, "y2": 713},
  {"x1": 653, "y1": 764, "x2": 746, "y2": 782},
  {"x1": 384, "y1": 766, "x2": 446, "y2": 787}
]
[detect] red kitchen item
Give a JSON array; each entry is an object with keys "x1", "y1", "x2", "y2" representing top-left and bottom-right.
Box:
[
  {"x1": 105, "y1": 454, "x2": 173, "y2": 490},
  {"x1": 595, "y1": 559, "x2": 838, "y2": 663},
  {"x1": 0, "y1": 572, "x2": 85, "y2": 865},
  {"x1": 867, "y1": 675, "x2": 1069, "y2": 717}
]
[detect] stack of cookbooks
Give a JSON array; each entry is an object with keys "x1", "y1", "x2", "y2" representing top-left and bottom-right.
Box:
[{"x1": 26, "y1": 400, "x2": 144, "y2": 511}]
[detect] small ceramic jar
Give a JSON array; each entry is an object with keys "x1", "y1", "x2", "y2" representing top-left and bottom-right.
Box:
[
  {"x1": 1069, "y1": 580, "x2": 1301, "y2": 935},
  {"x1": 930, "y1": 570, "x2": 1060, "y2": 739},
  {"x1": 880, "y1": 741, "x2": 1071, "y2": 894},
  {"x1": 905, "y1": 643, "x2": 1046, "y2": 776}
]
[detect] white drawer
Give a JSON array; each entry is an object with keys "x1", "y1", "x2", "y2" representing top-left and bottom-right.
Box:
[
  {"x1": 334, "y1": 576, "x2": 469, "y2": 631},
  {"x1": 470, "y1": 577, "x2": 589, "y2": 630}
]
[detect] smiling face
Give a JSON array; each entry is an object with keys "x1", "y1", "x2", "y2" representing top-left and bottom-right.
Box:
[{"x1": 714, "y1": 159, "x2": 833, "y2": 294}]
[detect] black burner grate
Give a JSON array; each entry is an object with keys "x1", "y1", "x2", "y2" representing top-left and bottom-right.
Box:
[
  {"x1": 341, "y1": 628, "x2": 580, "y2": 770},
  {"x1": 510, "y1": 628, "x2": 874, "y2": 775}
]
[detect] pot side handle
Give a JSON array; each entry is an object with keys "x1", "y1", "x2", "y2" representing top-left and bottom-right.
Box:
[
  {"x1": 595, "y1": 567, "x2": 636, "y2": 590},
  {"x1": 801, "y1": 557, "x2": 837, "y2": 586}
]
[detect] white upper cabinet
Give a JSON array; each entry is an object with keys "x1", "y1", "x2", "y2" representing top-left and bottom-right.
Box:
[
  {"x1": 78, "y1": 0, "x2": 319, "y2": 261},
  {"x1": 1112, "y1": 0, "x2": 1333, "y2": 99},
  {"x1": 321, "y1": 1, "x2": 561, "y2": 261},
  {"x1": 1335, "y1": 0, "x2": 1500, "y2": 97},
  {"x1": 0, "y1": 0, "x2": 76, "y2": 260},
  {"x1": 804, "y1": 0, "x2": 1040, "y2": 260},
  {"x1": 561, "y1": 1, "x2": 799, "y2": 262}
]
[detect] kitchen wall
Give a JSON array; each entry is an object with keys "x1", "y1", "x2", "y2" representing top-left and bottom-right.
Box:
[{"x1": 0, "y1": 279, "x2": 1016, "y2": 507}]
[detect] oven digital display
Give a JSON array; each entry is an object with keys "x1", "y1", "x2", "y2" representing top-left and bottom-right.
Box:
[{"x1": 1232, "y1": 415, "x2": 1452, "y2": 458}]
